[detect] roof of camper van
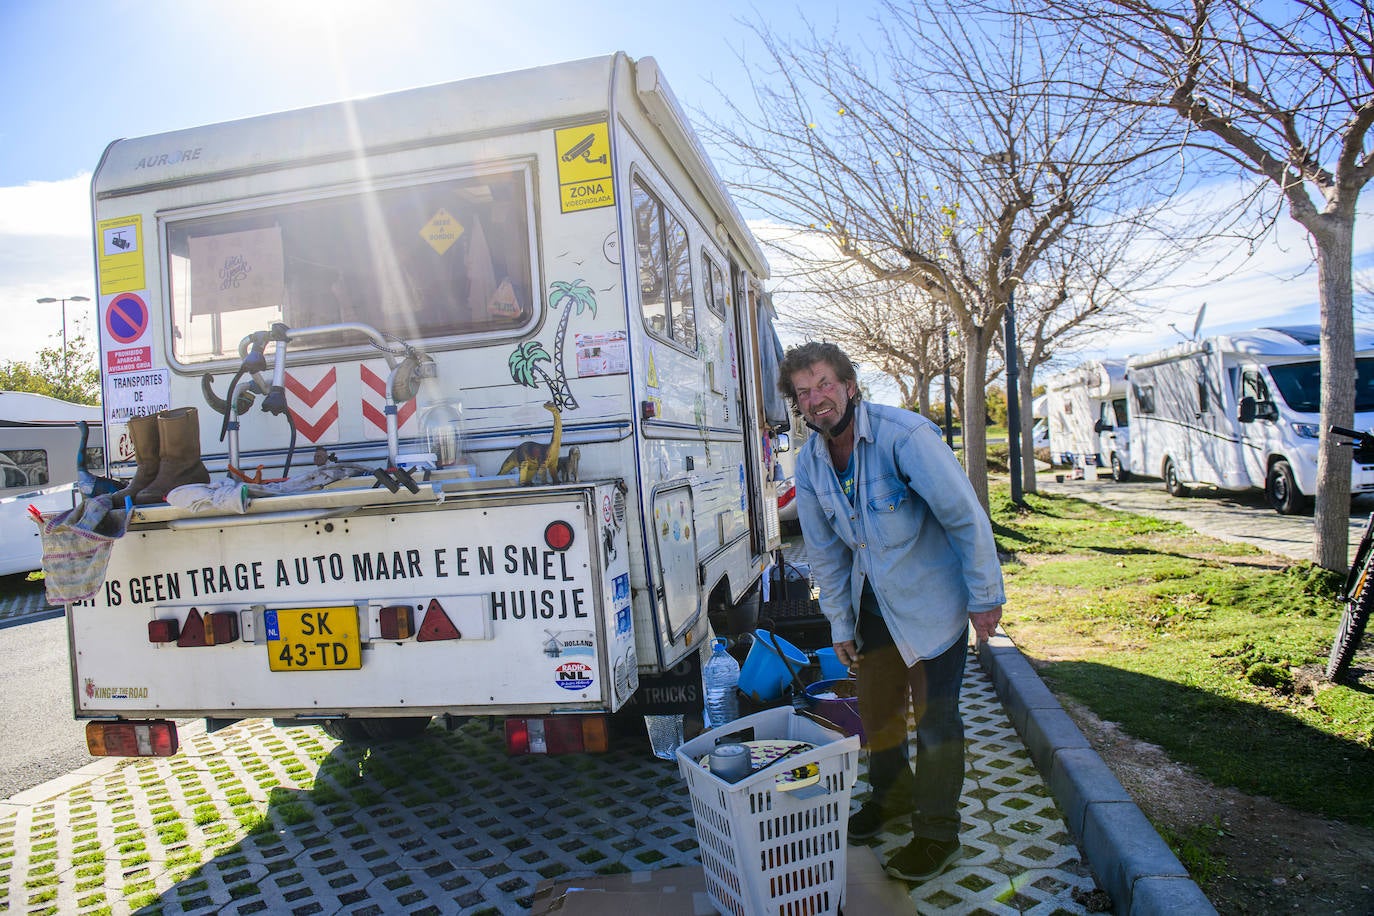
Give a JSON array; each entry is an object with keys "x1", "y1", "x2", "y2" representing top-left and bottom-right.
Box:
[
  {"x1": 91, "y1": 53, "x2": 768, "y2": 278},
  {"x1": 1044, "y1": 359, "x2": 1127, "y2": 397},
  {"x1": 1126, "y1": 326, "x2": 1374, "y2": 368},
  {"x1": 0, "y1": 391, "x2": 101, "y2": 426}
]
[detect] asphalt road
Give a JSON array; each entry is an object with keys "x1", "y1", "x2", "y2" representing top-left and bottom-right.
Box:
[
  {"x1": 1034, "y1": 469, "x2": 1373, "y2": 567},
  {"x1": 0, "y1": 613, "x2": 90, "y2": 797}
]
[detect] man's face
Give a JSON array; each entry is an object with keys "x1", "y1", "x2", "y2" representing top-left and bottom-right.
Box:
[{"x1": 791, "y1": 362, "x2": 856, "y2": 434}]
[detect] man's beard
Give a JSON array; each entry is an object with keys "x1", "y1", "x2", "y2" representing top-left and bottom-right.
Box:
[{"x1": 806, "y1": 396, "x2": 856, "y2": 440}]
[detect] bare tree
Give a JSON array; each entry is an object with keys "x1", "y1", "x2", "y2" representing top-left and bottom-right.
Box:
[
  {"x1": 709, "y1": 2, "x2": 1179, "y2": 511},
  {"x1": 1010, "y1": 0, "x2": 1374, "y2": 567}
]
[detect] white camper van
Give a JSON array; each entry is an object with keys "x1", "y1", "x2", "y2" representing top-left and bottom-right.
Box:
[
  {"x1": 1126, "y1": 326, "x2": 1374, "y2": 514},
  {"x1": 1043, "y1": 360, "x2": 1130, "y2": 480},
  {"x1": 76, "y1": 54, "x2": 788, "y2": 756},
  {"x1": 0, "y1": 392, "x2": 103, "y2": 576}
]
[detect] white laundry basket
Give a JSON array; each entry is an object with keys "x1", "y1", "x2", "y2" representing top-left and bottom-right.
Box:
[{"x1": 677, "y1": 707, "x2": 861, "y2": 916}]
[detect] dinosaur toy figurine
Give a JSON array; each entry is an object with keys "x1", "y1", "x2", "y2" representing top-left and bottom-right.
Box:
[{"x1": 498, "y1": 402, "x2": 562, "y2": 485}]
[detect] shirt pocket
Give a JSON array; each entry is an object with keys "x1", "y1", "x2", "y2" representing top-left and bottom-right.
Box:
[{"x1": 866, "y1": 481, "x2": 918, "y2": 549}]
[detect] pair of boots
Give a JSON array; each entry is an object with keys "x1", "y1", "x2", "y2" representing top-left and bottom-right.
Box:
[{"x1": 117, "y1": 407, "x2": 211, "y2": 505}]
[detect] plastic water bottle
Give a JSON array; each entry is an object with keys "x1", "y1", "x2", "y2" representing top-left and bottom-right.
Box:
[{"x1": 703, "y1": 638, "x2": 741, "y2": 729}]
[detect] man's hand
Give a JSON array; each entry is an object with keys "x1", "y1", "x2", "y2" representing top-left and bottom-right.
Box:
[
  {"x1": 833, "y1": 640, "x2": 860, "y2": 668},
  {"x1": 970, "y1": 606, "x2": 1003, "y2": 643}
]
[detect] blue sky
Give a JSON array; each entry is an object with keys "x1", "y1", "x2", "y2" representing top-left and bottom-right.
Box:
[{"x1": 1, "y1": 0, "x2": 1369, "y2": 380}]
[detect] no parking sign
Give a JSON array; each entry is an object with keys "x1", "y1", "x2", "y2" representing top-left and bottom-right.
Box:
[{"x1": 103, "y1": 291, "x2": 153, "y2": 373}]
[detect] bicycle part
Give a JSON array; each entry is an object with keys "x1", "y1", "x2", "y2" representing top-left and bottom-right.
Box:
[
  {"x1": 1163, "y1": 457, "x2": 1188, "y2": 497},
  {"x1": 1327, "y1": 572, "x2": 1371, "y2": 682},
  {"x1": 1265, "y1": 460, "x2": 1310, "y2": 515}
]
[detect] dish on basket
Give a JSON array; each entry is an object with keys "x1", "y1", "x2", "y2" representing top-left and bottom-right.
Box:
[{"x1": 697, "y1": 739, "x2": 820, "y2": 791}]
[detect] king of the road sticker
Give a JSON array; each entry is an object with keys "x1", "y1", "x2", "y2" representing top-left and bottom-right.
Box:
[{"x1": 555, "y1": 122, "x2": 614, "y2": 213}]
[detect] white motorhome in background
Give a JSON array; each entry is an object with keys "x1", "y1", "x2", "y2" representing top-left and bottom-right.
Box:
[
  {"x1": 1043, "y1": 360, "x2": 1129, "y2": 479},
  {"x1": 1126, "y1": 326, "x2": 1374, "y2": 514},
  {"x1": 0, "y1": 391, "x2": 103, "y2": 576}
]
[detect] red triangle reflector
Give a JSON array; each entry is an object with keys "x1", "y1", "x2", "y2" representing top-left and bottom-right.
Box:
[
  {"x1": 177, "y1": 608, "x2": 207, "y2": 647},
  {"x1": 417, "y1": 598, "x2": 461, "y2": 641}
]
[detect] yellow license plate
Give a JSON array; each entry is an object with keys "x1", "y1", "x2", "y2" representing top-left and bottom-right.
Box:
[{"x1": 265, "y1": 607, "x2": 362, "y2": 672}]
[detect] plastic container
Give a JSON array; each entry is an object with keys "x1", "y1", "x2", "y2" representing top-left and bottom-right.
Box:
[
  {"x1": 814, "y1": 647, "x2": 850, "y2": 681},
  {"x1": 738, "y1": 629, "x2": 809, "y2": 703},
  {"x1": 803, "y1": 678, "x2": 865, "y2": 743},
  {"x1": 677, "y1": 707, "x2": 861, "y2": 916},
  {"x1": 703, "y1": 638, "x2": 741, "y2": 728}
]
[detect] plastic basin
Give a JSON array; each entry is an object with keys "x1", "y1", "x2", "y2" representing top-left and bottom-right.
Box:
[{"x1": 738, "y1": 629, "x2": 809, "y2": 702}]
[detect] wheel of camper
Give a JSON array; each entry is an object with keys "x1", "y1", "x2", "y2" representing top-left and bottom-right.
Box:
[
  {"x1": 1163, "y1": 458, "x2": 1189, "y2": 497},
  {"x1": 318, "y1": 718, "x2": 371, "y2": 742},
  {"x1": 1265, "y1": 460, "x2": 1311, "y2": 515},
  {"x1": 360, "y1": 716, "x2": 433, "y2": 741},
  {"x1": 1110, "y1": 453, "x2": 1129, "y2": 483}
]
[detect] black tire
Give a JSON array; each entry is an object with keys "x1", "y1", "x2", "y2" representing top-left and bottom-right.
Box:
[
  {"x1": 319, "y1": 716, "x2": 432, "y2": 743},
  {"x1": 1111, "y1": 453, "x2": 1129, "y2": 483},
  {"x1": 1163, "y1": 458, "x2": 1188, "y2": 497},
  {"x1": 1265, "y1": 460, "x2": 1311, "y2": 515},
  {"x1": 318, "y1": 718, "x2": 370, "y2": 742},
  {"x1": 360, "y1": 716, "x2": 433, "y2": 741},
  {"x1": 1327, "y1": 573, "x2": 1371, "y2": 682}
]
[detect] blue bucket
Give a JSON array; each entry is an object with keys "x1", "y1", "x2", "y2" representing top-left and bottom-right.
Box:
[
  {"x1": 738, "y1": 629, "x2": 809, "y2": 702},
  {"x1": 814, "y1": 647, "x2": 850, "y2": 681}
]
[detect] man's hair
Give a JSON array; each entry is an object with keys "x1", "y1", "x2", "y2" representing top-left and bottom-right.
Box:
[{"x1": 776, "y1": 341, "x2": 858, "y2": 402}]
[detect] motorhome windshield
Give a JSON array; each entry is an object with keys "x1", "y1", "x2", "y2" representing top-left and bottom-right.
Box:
[
  {"x1": 1268, "y1": 358, "x2": 1374, "y2": 413},
  {"x1": 166, "y1": 167, "x2": 537, "y2": 363}
]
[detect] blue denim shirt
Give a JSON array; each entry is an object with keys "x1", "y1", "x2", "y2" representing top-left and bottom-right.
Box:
[{"x1": 795, "y1": 400, "x2": 1006, "y2": 663}]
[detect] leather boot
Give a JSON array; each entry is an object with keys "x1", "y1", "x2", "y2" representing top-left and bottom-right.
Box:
[
  {"x1": 136, "y1": 407, "x2": 210, "y2": 504},
  {"x1": 113, "y1": 414, "x2": 160, "y2": 503}
]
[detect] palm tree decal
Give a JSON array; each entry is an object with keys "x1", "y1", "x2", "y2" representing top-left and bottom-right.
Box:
[
  {"x1": 507, "y1": 279, "x2": 598, "y2": 410},
  {"x1": 508, "y1": 341, "x2": 559, "y2": 402}
]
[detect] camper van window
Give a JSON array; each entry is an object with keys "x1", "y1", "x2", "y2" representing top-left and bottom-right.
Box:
[
  {"x1": 1111, "y1": 398, "x2": 1128, "y2": 427},
  {"x1": 1269, "y1": 359, "x2": 1374, "y2": 413},
  {"x1": 165, "y1": 168, "x2": 536, "y2": 364},
  {"x1": 703, "y1": 254, "x2": 727, "y2": 318},
  {"x1": 632, "y1": 178, "x2": 697, "y2": 354},
  {"x1": 0, "y1": 449, "x2": 48, "y2": 491},
  {"x1": 1133, "y1": 382, "x2": 1156, "y2": 415}
]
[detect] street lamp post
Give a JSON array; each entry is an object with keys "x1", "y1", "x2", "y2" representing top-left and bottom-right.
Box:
[{"x1": 36, "y1": 295, "x2": 91, "y2": 397}]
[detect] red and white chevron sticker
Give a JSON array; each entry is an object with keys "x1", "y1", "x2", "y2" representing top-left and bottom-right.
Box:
[
  {"x1": 285, "y1": 365, "x2": 340, "y2": 444},
  {"x1": 361, "y1": 361, "x2": 419, "y2": 439}
]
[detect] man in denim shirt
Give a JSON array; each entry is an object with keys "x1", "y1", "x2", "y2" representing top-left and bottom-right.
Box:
[{"x1": 778, "y1": 342, "x2": 1005, "y2": 882}]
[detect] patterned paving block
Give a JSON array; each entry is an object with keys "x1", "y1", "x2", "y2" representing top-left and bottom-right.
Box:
[{"x1": 0, "y1": 646, "x2": 1110, "y2": 914}]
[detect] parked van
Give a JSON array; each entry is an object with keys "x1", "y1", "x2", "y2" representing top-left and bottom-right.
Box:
[
  {"x1": 1043, "y1": 359, "x2": 1129, "y2": 479},
  {"x1": 0, "y1": 391, "x2": 103, "y2": 575},
  {"x1": 1126, "y1": 326, "x2": 1374, "y2": 513}
]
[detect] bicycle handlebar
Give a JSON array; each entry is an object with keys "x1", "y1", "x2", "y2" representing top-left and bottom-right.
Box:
[{"x1": 1329, "y1": 425, "x2": 1374, "y2": 449}]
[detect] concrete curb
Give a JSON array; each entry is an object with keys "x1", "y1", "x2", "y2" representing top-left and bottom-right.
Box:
[{"x1": 976, "y1": 632, "x2": 1218, "y2": 915}]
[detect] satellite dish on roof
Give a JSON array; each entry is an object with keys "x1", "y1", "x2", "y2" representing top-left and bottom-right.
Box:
[
  {"x1": 1191, "y1": 302, "x2": 1207, "y2": 340},
  {"x1": 1168, "y1": 302, "x2": 1207, "y2": 342}
]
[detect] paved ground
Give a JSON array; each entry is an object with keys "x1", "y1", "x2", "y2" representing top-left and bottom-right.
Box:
[
  {"x1": 0, "y1": 642, "x2": 1107, "y2": 915},
  {"x1": 1035, "y1": 469, "x2": 1373, "y2": 566}
]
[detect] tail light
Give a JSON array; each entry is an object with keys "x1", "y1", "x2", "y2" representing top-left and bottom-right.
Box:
[
  {"x1": 505, "y1": 715, "x2": 609, "y2": 755},
  {"x1": 86, "y1": 720, "x2": 179, "y2": 757},
  {"x1": 777, "y1": 480, "x2": 796, "y2": 511}
]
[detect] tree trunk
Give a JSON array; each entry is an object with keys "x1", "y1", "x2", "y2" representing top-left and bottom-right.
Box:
[
  {"x1": 1019, "y1": 360, "x2": 1038, "y2": 495},
  {"x1": 961, "y1": 322, "x2": 995, "y2": 515},
  {"x1": 1314, "y1": 214, "x2": 1357, "y2": 571}
]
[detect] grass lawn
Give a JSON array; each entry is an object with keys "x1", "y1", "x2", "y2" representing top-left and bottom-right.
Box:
[{"x1": 989, "y1": 486, "x2": 1374, "y2": 828}]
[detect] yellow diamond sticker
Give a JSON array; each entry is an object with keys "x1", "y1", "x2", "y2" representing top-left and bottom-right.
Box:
[{"x1": 420, "y1": 208, "x2": 465, "y2": 255}]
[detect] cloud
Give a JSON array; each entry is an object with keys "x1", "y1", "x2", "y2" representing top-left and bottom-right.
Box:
[{"x1": 0, "y1": 175, "x2": 97, "y2": 365}]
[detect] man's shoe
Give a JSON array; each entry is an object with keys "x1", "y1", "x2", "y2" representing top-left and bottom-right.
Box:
[
  {"x1": 883, "y1": 837, "x2": 962, "y2": 882},
  {"x1": 848, "y1": 801, "x2": 892, "y2": 841}
]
